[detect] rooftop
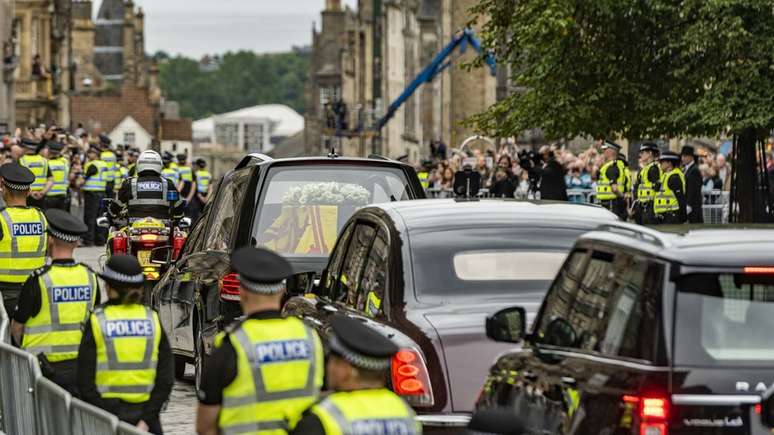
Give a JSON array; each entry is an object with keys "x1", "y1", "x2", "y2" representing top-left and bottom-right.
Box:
[{"x1": 193, "y1": 104, "x2": 304, "y2": 140}]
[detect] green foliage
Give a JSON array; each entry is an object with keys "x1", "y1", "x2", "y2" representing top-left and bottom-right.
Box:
[
  {"x1": 158, "y1": 50, "x2": 309, "y2": 119},
  {"x1": 470, "y1": 0, "x2": 774, "y2": 139}
]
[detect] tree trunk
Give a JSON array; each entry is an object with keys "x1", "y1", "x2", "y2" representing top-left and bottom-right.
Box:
[{"x1": 730, "y1": 127, "x2": 770, "y2": 223}]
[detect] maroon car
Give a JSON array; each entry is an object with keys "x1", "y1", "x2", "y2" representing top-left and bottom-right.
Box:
[{"x1": 283, "y1": 199, "x2": 618, "y2": 432}]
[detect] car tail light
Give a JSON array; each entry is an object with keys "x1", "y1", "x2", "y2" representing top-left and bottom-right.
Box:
[
  {"x1": 391, "y1": 348, "x2": 434, "y2": 407},
  {"x1": 172, "y1": 233, "x2": 186, "y2": 260},
  {"x1": 112, "y1": 232, "x2": 127, "y2": 254},
  {"x1": 744, "y1": 266, "x2": 774, "y2": 274},
  {"x1": 219, "y1": 273, "x2": 240, "y2": 302},
  {"x1": 624, "y1": 395, "x2": 669, "y2": 435}
]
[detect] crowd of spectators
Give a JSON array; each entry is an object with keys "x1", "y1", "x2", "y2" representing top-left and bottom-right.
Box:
[{"x1": 420, "y1": 140, "x2": 736, "y2": 201}]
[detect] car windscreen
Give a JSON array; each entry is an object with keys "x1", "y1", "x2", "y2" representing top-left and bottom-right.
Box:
[
  {"x1": 674, "y1": 272, "x2": 774, "y2": 366},
  {"x1": 411, "y1": 226, "x2": 587, "y2": 301},
  {"x1": 253, "y1": 165, "x2": 410, "y2": 257}
]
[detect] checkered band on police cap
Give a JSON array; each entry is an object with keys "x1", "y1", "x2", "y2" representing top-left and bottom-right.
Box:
[
  {"x1": 239, "y1": 275, "x2": 285, "y2": 295},
  {"x1": 48, "y1": 228, "x2": 80, "y2": 243},
  {"x1": 329, "y1": 336, "x2": 392, "y2": 371},
  {"x1": 2, "y1": 180, "x2": 30, "y2": 191},
  {"x1": 101, "y1": 266, "x2": 144, "y2": 284}
]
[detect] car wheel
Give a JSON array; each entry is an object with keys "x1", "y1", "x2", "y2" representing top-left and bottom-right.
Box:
[{"x1": 174, "y1": 355, "x2": 187, "y2": 380}]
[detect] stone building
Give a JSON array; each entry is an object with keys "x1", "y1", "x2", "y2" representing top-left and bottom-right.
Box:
[
  {"x1": 304, "y1": 0, "x2": 497, "y2": 162},
  {"x1": 0, "y1": 0, "x2": 14, "y2": 132}
]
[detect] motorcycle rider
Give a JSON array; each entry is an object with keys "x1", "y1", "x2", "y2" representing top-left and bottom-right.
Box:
[{"x1": 114, "y1": 150, "x2": 184, "y2": 221}]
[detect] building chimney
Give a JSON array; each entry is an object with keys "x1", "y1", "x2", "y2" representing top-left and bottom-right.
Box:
[{"x1": 326, "y1": 0, "x2": 341, "y2": 11}]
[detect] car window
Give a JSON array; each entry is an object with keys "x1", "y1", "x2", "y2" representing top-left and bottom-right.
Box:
[
  {"x1": 203, "y1": 169, "x2": 251, "y2": 251},
  {"x1": 356, "y1": 228, "x2": 390, "y2": 317},
  {"x1": 535, "y1": 249, "x2": 663, "y2": 362},
  {"x1": 535, "y1": 250, "x2": 588, "y2": 324},
  {"x1": 181, "y1": 217, "x2": 206, "y2": 257},
  {"x1": 329, "y1": 223, "x2": 376, "y2": 303},
  {"x1": 322, "y1": 223, "x2": 355, "y2": 294},
  {"x1": 253, "y1": 165, "x2": 409, "y2": 257}
]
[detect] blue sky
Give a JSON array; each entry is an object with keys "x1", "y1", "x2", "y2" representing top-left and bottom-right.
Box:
[{"x1": 94, "y1": 0, "x2": 358, "y2": 58}]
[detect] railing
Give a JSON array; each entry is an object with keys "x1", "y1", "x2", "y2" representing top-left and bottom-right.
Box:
[{"x1": 0, "y1": 301, "x2": 150, "y2": 435}]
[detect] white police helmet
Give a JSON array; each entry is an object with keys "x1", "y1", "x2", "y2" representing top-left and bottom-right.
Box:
[{"x1": 136, "y1": 150, "x2": 163, "y2": 175}]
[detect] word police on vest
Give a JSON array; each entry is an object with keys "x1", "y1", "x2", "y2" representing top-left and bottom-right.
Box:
[
  {"x1": 137, "y1": 181, "x2": 163, "y2": 192},
  {"x1": 52, "y1": 286, "x2": 92, "y2": 303},
  {"x1": 351, "y1": 419, "x2": 415, "y2": 435},
  {"x1": 105, "y1": 319, "x2": 154, "y2": 338},
  {"x1": 255, "y1": 340, "x2": 310, "y2": 364},
  {"x1": 12, "y1": 222, "x2": 44, "y2": 236}
]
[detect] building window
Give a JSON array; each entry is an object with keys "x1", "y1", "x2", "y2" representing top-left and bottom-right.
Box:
[
  {"x1": 123, "y1": 132, "x2": 135, "y2": 145},
  {"x1": 319, "y1": 86, "x2": 341, "y2": 114},
  {"x1": 215, "y1": 122, "x2": 239, "y2": 147},
  {"x1": 244, "y1": 123, "x2": 265, "y2": 152}
]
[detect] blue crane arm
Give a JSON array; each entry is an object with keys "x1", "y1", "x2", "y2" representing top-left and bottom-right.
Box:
[{"x1": 376, "y1": 28, "x2": 496, "y2": 131}]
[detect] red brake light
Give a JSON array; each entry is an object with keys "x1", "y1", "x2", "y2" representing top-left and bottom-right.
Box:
[
  {"x1": 642, "y1": 398, "x2": 668, "y2": 419},
  {"x1": 219, "y1": 273, "x2": 240, "y2": 301},
  {"x1": 111, "y1": 233, "x2": 127, "y2": 254},
  {"x1": 636, "y1": 396, "x2": 669, "y2": 435},
  {"x1": 172, "y1": 233, "x2": 186, "y2": 260},
  {"x1": 744, "y1": 266, "x2": 774, "y2": 274},
  {"x1": 391, "y1": 348, "x2": 434, "y2": 407}
]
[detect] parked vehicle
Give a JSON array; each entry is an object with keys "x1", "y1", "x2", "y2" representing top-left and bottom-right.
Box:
[
  {"x1": 479, "y1": 223, "x2": 774, "y2": 435},
  {"x1": 283, "y1": 199, "x2": 618, "y2": 431},
  {"x1": 150, "y1": 153, "x2": 426, "y2": 383}
]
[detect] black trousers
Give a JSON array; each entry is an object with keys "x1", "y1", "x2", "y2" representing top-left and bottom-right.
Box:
[
  {"x1": 0, "y1": 283, "x2": 22, "y2": 317},
  {"x1": 44, "y1": 196, "x2": 69, "y2": 211},
  {"x1": 600, "y1": 198, "x2": 626, "y2": 220},
  {"x1": 115, "y1": 404, "x2": 163, "y2": 434},
  {"x1": 656, "y1": 212, "x2": 684, "y2": 225},
  {"x1": 83, "y1": 191, "x2": 105, "y2": 246},
  {"x1": 39, "y1": 358, "x2": 78, "y2": 397},
  {"x1": 27, "y1": 194, "x2": 45, "y2": 209},
  {"x1": 634, "y1": 201, "x2": 657, "y2": 225}
]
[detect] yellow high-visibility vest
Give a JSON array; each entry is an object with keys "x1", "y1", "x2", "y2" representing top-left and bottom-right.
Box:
[
  {"x1": 218, "y1": 316, "x2": 324, "y2": 434},
  {"x1": 91, "y1": 304, "x2": 162, "y2": 403},
  {"x1": 311, "y1": 389, "x2": 421, "y2": 435},
  {"x1": 654, "y1": 168, "x2": 686, "y2": 214},
  {"x1": 177, "y1": 165, "x2": 193, "y2": 183},
  {"x1": 636, "y1": 161, "x2": 661, "y2": 202},
  {"x1": 21, "y1": 263, "x2": 98, "y2": 361},
  {"x1": 162, "y1": 167, "x2": 179, "y2": 185},
  {"x1": 100, "y1": 151, "x2": 117, "y2": 183},
  {"x1": 20, "y1": 154, "x2": 48, "y2": 192},
  {"x1": 114, "y1": 166, "x2": 129, "y2": 192},
  {"x1": 596, "y1": 159, "x2": 626, "y2": 201},
  {"x1": 417, "y1": 171, "x2": 429, "y2": 189},
  {"x1": 83, "y1": 160, "x2": 108, "y2": 192},
  {"x1": 195, "y1": 170, "x2": 212, "y2": 194},
  {"x1": 0, "y1": 207, "x2": 47, "y2": 283},
  {"x1": 46, "y1": 156, "x2": 69, "y2": 197}
]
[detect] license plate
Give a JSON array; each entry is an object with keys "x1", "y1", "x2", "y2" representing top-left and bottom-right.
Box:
[{"x1": 137, "y1": 250, "x2": 152, "y2": 267}]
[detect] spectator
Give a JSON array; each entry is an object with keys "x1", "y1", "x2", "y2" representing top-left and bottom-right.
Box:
[
  {"x1": 490, "y1": 167, "x2": 515, "y2": 198},
  {"x1": 716, "y1": 154, "x2": 731, "y2": 191},
  {"x1": 439, "y1": 167, "x2": 454, "y2": 190},
  {"x1": 529, "y1": 145, "x2": 568, "y2": 201}
]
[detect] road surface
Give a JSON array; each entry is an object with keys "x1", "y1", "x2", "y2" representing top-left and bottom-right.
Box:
[{"x1": 75, "y1": 246, "x2": 196, "y2": 435}]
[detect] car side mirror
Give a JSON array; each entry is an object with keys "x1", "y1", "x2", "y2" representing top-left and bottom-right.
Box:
[
  {"x1": 486, "y1": 307, "x2": 527, "y2": 343},
  {"x1": 150, "y1": 246, "x2": 172, "y2": 265},
  {"x1": 468, "y1": 408, "x2": 526, "y2": 434},
  {"x1": 761, "y1": 387, "x2": 774, "y2": 428},
  {"x1": 178, "y1": 217, "x2": 192, "y2": 230},
  {"x1": 96, "y1": 216, "x2": 110, "y2": 228},
  {"x1": 286, "y1": 271, "x2": 316, "y2": 296}
]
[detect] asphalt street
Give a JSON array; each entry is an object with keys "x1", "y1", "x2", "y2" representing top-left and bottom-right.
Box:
[{"x1": 74, "y1": 246, "x2": 196, "y2": 435}]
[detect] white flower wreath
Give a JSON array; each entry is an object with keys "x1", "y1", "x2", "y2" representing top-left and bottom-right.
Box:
[{"x1": 282, "y1": 182, "x2": 371, "y2": 205}]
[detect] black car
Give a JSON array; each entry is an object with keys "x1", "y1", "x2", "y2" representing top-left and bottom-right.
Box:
[
  {"x1": 283, "y1": 199, "x2": 618, "y2": 431},
  {"x1": 479, "y1": 223, "x2": 774, "y2": 435},
  {"x1": 150, "y1": 153, "x2": 425, "y2": 385}
]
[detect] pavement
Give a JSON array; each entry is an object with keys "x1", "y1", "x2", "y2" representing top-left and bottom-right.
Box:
[{"x1": 75, "y1": 246, "x2": 197, "y2": 435}]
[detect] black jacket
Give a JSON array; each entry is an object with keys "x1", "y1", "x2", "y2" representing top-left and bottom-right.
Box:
[
  {"x1": 684, "y1": 162, "x2": 703, "y2": 223},
  {"x1": 117, "y1": 173, "x2": 183, "y2": 220},
  {"x1": 531, "y1": 158, "x2": 567, "y2": 201}
]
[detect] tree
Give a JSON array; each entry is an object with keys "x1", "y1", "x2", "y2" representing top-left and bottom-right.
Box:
[{"x1": 470, "y1": 0, "x2": 774, "y2": 221}]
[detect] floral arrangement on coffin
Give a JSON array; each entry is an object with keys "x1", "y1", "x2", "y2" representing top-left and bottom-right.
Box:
[{"x1": 282, "y1": 182, "x2": 371, "y2": 205}]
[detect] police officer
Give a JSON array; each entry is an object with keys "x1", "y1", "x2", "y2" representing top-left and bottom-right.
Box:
[
  {"x1": 292, "y1": 315, "x2": 420, "y2": 435},
  {"x1": 76, "y1": 255, "x2": 174, "y2": 434},
  {"x1": 176, "y1": 153, "x2": 196, "y2": 216},
  {"x1": 116, "y1": 150, "x2": 183, "y2": 221},
  {"x1": 81, "y1": 146, "x2": 107, "y2": 247},
  {"x1": 11, "y1": 209, "x2": 98, "y2": 394},
  {"x1": 196, "y1": 247, "x2": 324, "y2": 435},
  {"x1": 654, "y1": 151, "x2": 687, "y2": 224},
  {"x1": 161, "y1": 152, "x2": 180, "y2": 188},
  {"x1": 42, "y1": 141, "x2": 70, "y2": 211},
  {"x1": 19, "y1": 138, "x2": 48, "y2": 209},
  {"x1": 0, "y1": 163, "x2": 48, "y2": 315},
  {"x1": 417, "y1": 160, "x2": 431, "y2": 190},
  {"x1": 596, "y1": 140, "x2": 627, "y2": 219},
  {"x1": 192, "y1": 158, "x2": 211, "y2": 222},
  {"x1": 633, "y1": 143, "x2": 662, "y2": 225},
  {"x1": 127, "y1": 148, "x2": 139, "y2": 177},
  {"x1": 100, "y1": 134, "x2": 117, "y2": 199}
]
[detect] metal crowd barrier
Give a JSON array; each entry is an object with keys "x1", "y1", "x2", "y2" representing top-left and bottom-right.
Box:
[{"x1": 0, "y1": 301, "x2": 150, "y2": 435}]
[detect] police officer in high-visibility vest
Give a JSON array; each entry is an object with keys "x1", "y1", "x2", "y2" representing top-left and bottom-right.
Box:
[
  {"x1": 292, "y1": 315, "x2": 421, "y2": 435},
  {"x1": 127, "y1": 148, "x2": 139, "y2": 177},
  {"x1": 81, "y1": 146, "x2": 108, "y2": 247},
  {"x1": 192, "y1": 158, "x2": 211, "y2": 222},
  {"x1": 42, "y1": 141, "x2": 70, "y2": 211},
  {"x1": 99, "y1": 135, "x2": 117, "y2": 199},
  {"x1": 19, "y1": 138, "x2": 48, "y2": 209},
  {"x1": 654, "y1": 151, "x2": 687, "y2": 225},
  {"x1": 196, "y1": 247, "x2": 324, "y2": 435},
  {"x1": 11, "y1": 209, "x2": 98, "y2": 394},
  {"x1": 596, "y1": 140, "x2": 627, "y2": 220},
  {"x1": 161, "y1": 152, "x2": 180, "y2": 187},
  {"x1": 633, "y1": 142, "x2": 662, "y2": 225},
  {"x1": 0, "y1": 163, "x2": 48, "y2": 315},
  {"x1": 77, "y1": 255, "x2": 174, "y2": 434},
  {"x1": 176, "y1": 153, "x2": 196, "y2": 217},
  {"x1": 116, "y1": 150, "x2": 183, "y2": 221}
]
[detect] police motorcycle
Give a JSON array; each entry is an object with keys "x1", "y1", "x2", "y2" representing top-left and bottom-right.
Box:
[{"x1": 97, "y1": 201, "x2": 190, "y2": 303}]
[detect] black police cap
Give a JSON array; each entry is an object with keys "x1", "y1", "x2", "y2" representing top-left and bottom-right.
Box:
[
  {"x1": 177, "y1": 153, "x2": 187, "y2": 162},
  {"x1": 45, "y1": 209, "x2": 87, "y2": 242},
  {"x1": 195, "y1": 158, "x2": 206, "y2": 167},
  {"x1": 100, "y1": 254, "x2": 144, "y2": 288},
  {"x1": 21, "y1": 138, "x2": 41, "y2": 150},
  {"x1": 48, "y1": 141, "x2": 65, "y2": 152},
  {"x1": 0, "y1": 162, "x2": 35, "y2": 191},
  {"x1": 230, "y1": 247, "x2": 293, "y2": 294},
  {"x1": 659, "y1": 151, "x2": 681, "y2": 162},
  {"x1": 329, "y1": 315, "x2": 398, "y2": 371},
  {"x1": 87, "y1": 145, "x2": 101, "y2": 155},
  {"x1": 98, "y1": 134, "x2": 111, "y2": 146},
  {"x1": 601, "y1": 140, "x2": 621, "y2": 151},
  {"x1": 639, "y1": 142, "x2": 659, "y2": 153}
]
